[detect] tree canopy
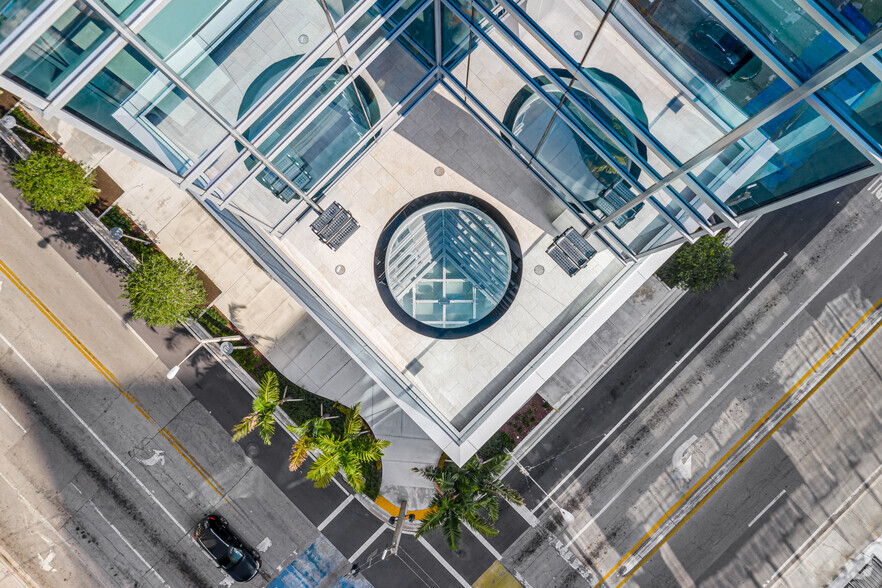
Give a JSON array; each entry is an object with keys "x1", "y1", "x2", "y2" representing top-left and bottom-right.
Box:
[
  {"x1": 120, "y1": 253, "x2": 206, "y2": 327},
  {"x1": 11, "y1": 151, "x2": 98, "y2": 213},
  {"x1": 289, "y1": 403, "x2": 390, "y2": 494},
  {"x1": 657, "y1": 234, "x2": 735, "y2": 293},
  {"x1": 413, "y1": 454, "x2": 523, "y2": 550}
]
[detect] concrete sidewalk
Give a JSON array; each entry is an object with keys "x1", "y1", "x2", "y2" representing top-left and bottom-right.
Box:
[
  {"x1": 0, "y1": 183, "x2": 323, "y2": 586},
  {"x1": 23, "y1": 107, "x2": 441, "y2": 511}
]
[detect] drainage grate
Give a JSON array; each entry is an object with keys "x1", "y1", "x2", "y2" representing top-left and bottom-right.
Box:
[
  {"x1": 310, "y1": 201, "x2": 359, "y2": 251},
  {"x1": 546, "y1": 228, "x2": 596, "y2": 277}
]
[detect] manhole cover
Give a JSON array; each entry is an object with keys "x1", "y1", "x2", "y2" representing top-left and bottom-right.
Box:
[
  {"x1": 434, "y1": 166, "x2": 445, "y2": 176},
  {"x1": 574, "y1": 30, "x2": 584, "y2": 40},
  {"x1": 534, "y1": 265, "x2": 545, "y2": 275},
  {"x1": 298, "y1": 34, "x2": 309, "y2": 45},
  {"x1": 335, "y1": 264, "x2": 346, "y2": 275}
]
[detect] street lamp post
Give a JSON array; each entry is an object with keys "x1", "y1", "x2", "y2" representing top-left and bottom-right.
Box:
[
  {"x1": 109, "y1": 226, "x2": 151, "y2": 244},
  {"x1": 506, "y1": 449, "x2": 575, "y2": 523},
  {"x1": 166, "y1": 335, "x2": 242, "y2": 379}
]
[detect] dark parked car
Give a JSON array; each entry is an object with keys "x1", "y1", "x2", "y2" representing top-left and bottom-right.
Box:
[
  {"x1": 193, "y1": 515, "x2": 260, "y2": 582},
  {"x1": 690, "y1": 20, "x2": 763, "y2": 81}
]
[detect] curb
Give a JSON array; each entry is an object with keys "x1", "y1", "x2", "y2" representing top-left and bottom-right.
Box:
[
  {"x1": 73, "y1": 207, "x2": 431, "y2": 526},
  {"x1": 508, "y1": 217, "x2": 760, "y2": 473}
]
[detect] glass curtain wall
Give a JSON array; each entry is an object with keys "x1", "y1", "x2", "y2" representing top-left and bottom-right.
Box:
[
  {"x1": 50, "y1": 0, "x2": 433, "y2": 214},
  {"x1": 0, "y1": 0, "x2": 46, "y2": 46},
  {"x1": 442, "y1": 0, "x2": 691, "y2": 254},
  {"x1": 478, "y1": 0, "x2": 881, "y2": 231},
  {"x1": 2, "y1": 0, "x2": 882, "y2": 253},
  {"x1": 223, "y1": 0, "x2": 434, "y2": 225},
  {"x1": 6, "y1": 1, "x2": 114, "y2": 96}
]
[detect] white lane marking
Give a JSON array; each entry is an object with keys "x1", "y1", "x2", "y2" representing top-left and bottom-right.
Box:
[
  {"x1": 348, "y1": 524, "x2": 387, "y2": 563},
  {"x1": 672, "y1": 435, "x2": 698, "y2": 482},
  {"x1": 37, "y1": 549, "x2": 56, "y2": 571},
  {"x1": 0, "y1": 331, "x2": 188, "y2": 535},
  {"x1": 0, "y1": 398, "x2": 26, "y2": 434},
  {"x1": 136, "y1": 449, "x2": 166, "y2": 467},
  {"x1": 219, "y1": 575, "x2": 235, "y2": 587},
  {"x1": 534, "y1": 252, "x2": 790, "y2": 514},
  {"x1": 764, "y1": 460, "x2": 882, "y2": 586},
  {"x1": 317, "y1": 494, "x2": 354, "y2": 531},
  {"x1": 255, "y1": 537, "x2": 272, "y2": 553},
  {"x1": 89, "y1": 500, "x2": 160, "y2": 581},
  {"x1": 70, "y1": 483, "x2": 82, "y2": 495},
  {"x1": 565, "y1": 222, "x2": 882, "y2": 549},
  {"x1": 416, "y1": 537, "x2": 471, "y2": 588},
  {"x1": 0, "y1": 193, "x2": 32, "y2": 228},
  {"x1": 748, "y1": 489, "x2": 787, "y2": 528},
  {"x1": 0, "y1": 470, "x2": 99, "y2": 577},
  {"x1": 465, "y1": 524, "x2": 502, "y2": 560},
  {"x1": 122, "y1": 320, "x2": 157, "y2": 358}
]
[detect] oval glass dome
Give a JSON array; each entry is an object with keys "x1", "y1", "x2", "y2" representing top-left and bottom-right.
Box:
[{"x1": 384, "y1": 203, "x2": 512, "y2": 330}]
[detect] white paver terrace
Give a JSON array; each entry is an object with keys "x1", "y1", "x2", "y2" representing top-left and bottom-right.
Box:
[{"x1": 276, "y1": 87, "x2": 624, "y2": 425}]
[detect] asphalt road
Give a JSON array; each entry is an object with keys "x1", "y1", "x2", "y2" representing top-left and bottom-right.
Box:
[
  {"x1": 502, "y1": 178, "x2": 870, "y2": 510},
  {"x1": 634, "y1": 253, "x2": 882, "y2": 587},
  {"x1": 0, "y1": 166, "x2": 495, "y2": 586},
  {"x1": 497, "y1": 178, "x2": 882, "y2": 587}
]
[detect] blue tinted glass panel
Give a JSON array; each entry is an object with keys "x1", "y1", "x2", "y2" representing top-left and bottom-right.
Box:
[
  {"x1": 64, "y1": 45, "x2": 227, "y2": 174},
  {"x1": 140, "y1": 0, "x2": 332, "y2": 123},
  {"x1": 621, "y1": 0, "x2": 788, "y2": 122},
  {"x1": 0, "y1": 0, "x2": 45, "y2": 45},
  {"x1": 820, "y1": 63, "x2": 882, "y2": 146},
  {"x1": 138, "y1": 0, "x2": 225, "y2": 58},
  {"x1": 816, "y1": 0, "x2": 882, "y2": 39},
  {"x1": 399, "y1": 3, "x2": 433, "y2": 64},
  {"x1": 720, "y1": 101, "x2": 869, "y2": 214},
  {"x1": 723, "y1": 0, "x2": 845, "y2": 79},
  {"x1": 6, "y1": 1, "x2": 113, "y2": 97},
  {"x1": 100, "y1": 0, "x2": 146, "y2": 18},
  {"x1": 251, "y1": 60, "x2": 347, "y2": 153},
  {"x1": 267, "y1": 82, "x2": 375, "y2": 191}
]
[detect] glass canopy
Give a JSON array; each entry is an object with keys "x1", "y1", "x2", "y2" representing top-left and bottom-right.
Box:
[{"x1": 384, "y1": 203, "x2": 512, "y2": 329}]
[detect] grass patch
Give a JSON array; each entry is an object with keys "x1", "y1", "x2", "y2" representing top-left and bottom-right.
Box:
[{"x1": 362, "y1": 460, "x2": 381, "y2": 500}]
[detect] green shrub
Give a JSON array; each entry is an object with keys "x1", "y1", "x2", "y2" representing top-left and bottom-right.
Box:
[
  {"x1": 657, "y1": 234, "x2": 735, "y2": 293},
  {"x1": 11, "y1": 151, "x2": 97, "y2": 213},
  {"x1": 478, "y1": 431, "x2": 515, "y2": 461},
  {"x1": 121, "y1": 253, "x2": 206, "y2": 327},
  {"x1": 9, "y1": 108, "x2": 56, "y2": 154},
  {"x1": 197, "y1": 306, "x2": 237, "y2": 338},
  {"x1": 99, "y1": 205, "x2": 156, "y2": 260},
  {"x1": 362, "y1": 461, "x2": 382, "y2": 500}
]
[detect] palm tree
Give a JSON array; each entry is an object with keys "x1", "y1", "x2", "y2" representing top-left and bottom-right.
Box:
[
  {"x1": 413, "y1": 453, "x2": 523, "y2": 550},
  {"x1": 289, "y1": 402, "x2": 390, "y2": 494},
  {"x1": 231, "y1": 372, "x2": 300, "y2": 444}
]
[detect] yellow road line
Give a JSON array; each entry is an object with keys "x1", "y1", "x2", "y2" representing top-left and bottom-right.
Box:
[
  {"x1": 0, "y1": 257, "x2": 230, "y2": 502},
  {"x1": 374, "y1": 494, "x2": 432, "y2": 520},
  {"x1": 616, "y1": 311, "x2": 882, "y2": 587},
  {"x1": 592, "y1": 293, "x2": 882, "y2": 588},
  {"x1": 4, "y1": 255, "x2": 427, "y2": 522}
]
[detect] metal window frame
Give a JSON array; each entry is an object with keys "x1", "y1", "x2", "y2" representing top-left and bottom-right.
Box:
[
  {"x1": 269, "y1": 68, "x2": 438, "y2": 236},
  {"x1": 0, "y1": 0, "x2": 78, "y2": 72},
  {"x1": 439, "y1": 76, "x2": 640, "y2": 261},
  {"x1": 206, "y1": 0, "x2": 434, "y2": 215},
  {"x1": 258, "y1": 0, "x2": 432, "y2": 163},
  {"x1": 442, "y1": 0, "x2": 700, "y2": 245}
]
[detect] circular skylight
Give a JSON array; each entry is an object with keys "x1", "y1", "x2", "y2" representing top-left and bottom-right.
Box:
[{"x1": 384, "y1": 202, "x2": 513, "y2": 330}]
